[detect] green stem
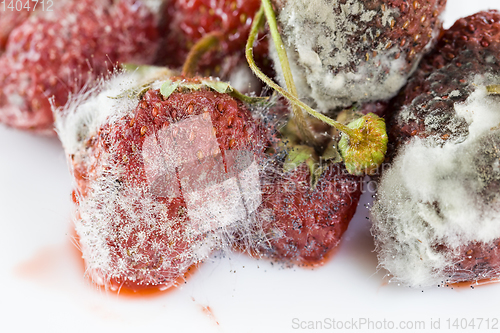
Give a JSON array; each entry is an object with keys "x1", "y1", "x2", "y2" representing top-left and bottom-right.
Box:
[
  {"x1": 264, "y1": 2, "x2": 318, "y2": 146},
  {"x1": 182, "y1": 32, "x2": 221, "y2": 77},
  {"x1": 245, "y1": 6, "x2": 359, "y2": 140},
  {"x1": 261, "y1": 1, "x2": 299, "y2": 110}
]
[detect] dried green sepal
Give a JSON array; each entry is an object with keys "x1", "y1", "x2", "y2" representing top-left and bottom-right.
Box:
[
  {"x1": 109, "y1": 65, "x2": 176, "y2": 100},
  {"x1": 283, "y1": 144, "x2": 316, "y2": 173},
  {"x1": 203, "y1": 80, "x2": 232, "y2": 94},
  {"x1": 229, "y1": 89, "x2": 269, "y2": 105},
  {"x1": 322, "y1": 143, "x2": 342, "y2": 164},
  {"x1": 280, "y1": 119, "x2": 342, "y2": 188},
  {"x1": 283, "y1": 144, "x2": 325, "y2": 188},
  {"x1": 203, "y1": 79, "x2": 269, "y2": 105},
  {"x1": 336, "y1": 107, "x2": 364, "y2": 125},
  {"x1": 160, "y1": 80, "x2": 180, "y2": 99}
]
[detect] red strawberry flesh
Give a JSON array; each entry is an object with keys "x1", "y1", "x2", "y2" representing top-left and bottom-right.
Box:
[
  {"x1": 258, "y1": 162, "x2": 362, "y2": 264},
  {"x1": 0, "y1": 8, "x2": 31, "y2": 53},
  {"x1": 156, "y1": 0, "x2": 270, "y2": 79}
]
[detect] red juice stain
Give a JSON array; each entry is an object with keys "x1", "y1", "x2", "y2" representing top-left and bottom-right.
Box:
[
  {"x1": 199, "y1": 305, "x2": 220, "y2": 326},
  {"x1": 191, "y1": 297, "x2": 221, "y2": 326},
  {"x1": 15, "y1": 228, "x2": 83, "y2": 285},
  {"x1": 377, "y1": 275, "x2": 391, "y2": 290},
  {"x1": 15, "y1": 246, "x2": 62, "y2": 279},
  {"x1": 104, "y1": 264, "x2": 199, "y2": 299},
  {"x1": 445, "y1": 278, "x2": 500, "y2": 290}
]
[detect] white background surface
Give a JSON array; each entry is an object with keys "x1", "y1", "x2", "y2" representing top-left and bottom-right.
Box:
[{"x1": 1, "y1": 1, "x2": 500, "y2": 332}]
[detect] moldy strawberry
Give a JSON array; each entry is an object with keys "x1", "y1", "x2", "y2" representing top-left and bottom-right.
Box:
[
  {"x1": 252, "y1": 118, "x2": 363, "y2": 264},
  {"x1": 270, "y1": 0, "x2": 447, "y2": 112},
  {"x1": 240, "y1": 3, "x2": 387, "y2": 264},
  {"x1": 56, "y1": 68, "x2": 268, "y2": 291},
  {"x1": 371, "y1": 10, "x2": 500, "y2": 288}
]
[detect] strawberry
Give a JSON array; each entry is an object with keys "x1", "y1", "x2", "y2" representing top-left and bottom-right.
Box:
[
  {"x1": 156, "y1": 0, "x2": 271, "y2": 80},
  {"x1": 256, "y1": 161, "x2": 362, "y2": 264},
  {"x1": 387, "y1": 9, "x2": 500, "y2": 150},
  {"x1": 232, "y1": 112, "x2": 364, "y2": 265},
  {"x1": 56, "y1": 69, "x2": 268, "y2": 290},
  {"x1": 270, "y1": 0, "x2": 447, "y2": 112},
  {"x1": 0, "y1": 0, "x2": 159, "y2": 133},
  {"x1": 371, "y1": 10, "x2": 500, "y2": 287}
]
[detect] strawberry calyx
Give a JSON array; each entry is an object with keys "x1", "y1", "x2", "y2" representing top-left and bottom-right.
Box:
[
  {"x1": 115, "y1": 65, "x2": 269, "y2": 106},
  {"x1": 338, "y1": 113, "x2": 388, "y2": 176},
  {"x1": 154, "y1": 29, "x2": 269, "y2": 105},
  {"x1": 160, "y1": 77, "x2": 269, "y2": 105},
  {"x1": 279, "y1": 118, "x2": 342, "y2": 188}
]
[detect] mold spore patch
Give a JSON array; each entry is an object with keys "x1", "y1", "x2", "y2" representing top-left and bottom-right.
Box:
[
  {"x1": 271, "y1": 0, "x2": 445, "y2": 112},
  {"x1": 56, "y1": 72, "x2": 140, "y2": 156},
  {"x1": 371, "y1": 86, "x2": 500, "y2": 287}
]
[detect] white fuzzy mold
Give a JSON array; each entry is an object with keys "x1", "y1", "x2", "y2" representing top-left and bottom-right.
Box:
[
  {"x1": 371, "y1": 84, "x2": 500, "y2": 287},
  {"x1": 55, "y1": 68, "x2": 264, "y2": 289},
  {"x1": 271, "y1": 0, "x2": 442, "y2": 112}
]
